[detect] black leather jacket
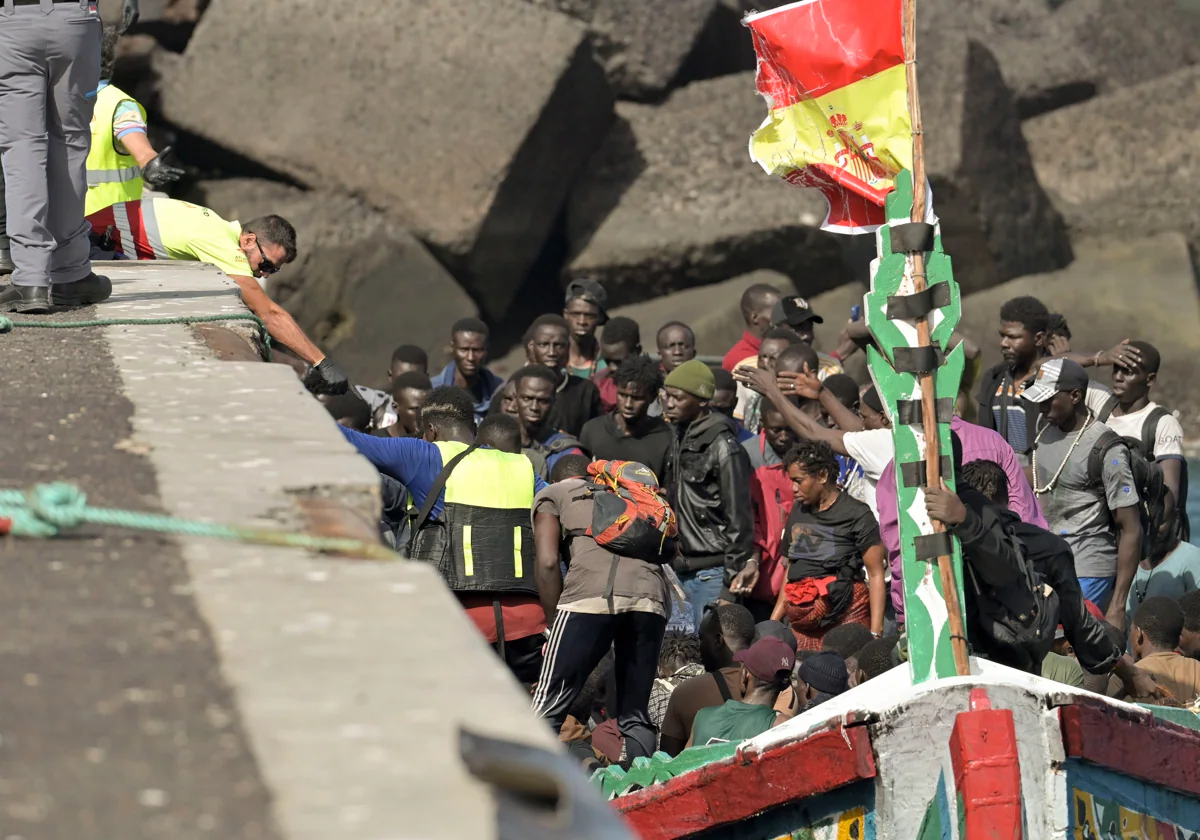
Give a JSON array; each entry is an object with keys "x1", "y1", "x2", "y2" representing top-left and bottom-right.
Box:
[{"x1": 662, "y1": 412, "x2": 754, "y2": 593}]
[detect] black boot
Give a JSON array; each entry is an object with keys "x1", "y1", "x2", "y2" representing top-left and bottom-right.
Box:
[
  {"x1": 51, "y1": 272, "x2": 112, "y2": 307},
  {"x1": 0, "y1": 283, "x2": 51, "y2": 314}
]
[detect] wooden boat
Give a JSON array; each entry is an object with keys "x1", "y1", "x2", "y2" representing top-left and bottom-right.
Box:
[{"x1": 596, "y1": 659, "x2": 1200, "y2": 838}]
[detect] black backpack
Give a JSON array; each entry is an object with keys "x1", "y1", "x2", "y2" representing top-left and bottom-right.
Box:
[
  {"x1": 964, "y1": 506, "x2": 1060, "y2": 670},
  {"x1": 1086, "y1": 427, "x2": 1168, "y2": 559},
  {"x1": 1094, "y1": 404, "x2": 1190, "y2": 543}
]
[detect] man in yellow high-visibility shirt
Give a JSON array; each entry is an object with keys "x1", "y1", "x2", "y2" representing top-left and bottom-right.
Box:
[
  {"x1": 85, "y1": 24, "x2": 184, "y2": 216},
  {"x1": 88, "y1": 197, "x2": 348, "y2": 394}
]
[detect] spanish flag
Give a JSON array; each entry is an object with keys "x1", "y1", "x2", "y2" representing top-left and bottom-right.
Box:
[{"x1": 747, "y1": 0, "x2": 912, "y2": 233}]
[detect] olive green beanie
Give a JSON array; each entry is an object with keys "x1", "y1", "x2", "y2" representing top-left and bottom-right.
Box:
[{"x1": 663, "y1": 359, "x2": 715, "y2": 400}]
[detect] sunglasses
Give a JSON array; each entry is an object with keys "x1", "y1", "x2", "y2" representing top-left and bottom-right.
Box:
[{"x1": 254, "y1": 238, "x2": 279, "y2": 276}]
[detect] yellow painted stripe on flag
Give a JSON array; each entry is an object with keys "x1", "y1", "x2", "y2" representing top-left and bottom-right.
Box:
[
  {"x1": 463, "y1": 525, "x2": 474, "y2": 577},
  {"x1": 751, "y1": 63, "x2": 911, "y2": 194},
  {"x1": 513, "y1": 527, "x2": 523, "y2": 578}
]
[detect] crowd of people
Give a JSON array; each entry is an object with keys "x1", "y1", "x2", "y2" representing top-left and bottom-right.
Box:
[
  {"x1": 2, "y1": 3, "x2": 1196, "y2": 771},
  {"x1": 330, "y1": 278, "x2": 1196, "y2": 766}
]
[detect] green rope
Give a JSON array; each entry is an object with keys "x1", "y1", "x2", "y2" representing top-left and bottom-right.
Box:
[
  {"x1": 0, "y1": 482, "x2": 396, "y2": 561},
  {"x1": 0, "y1": 313, "x2": 272, "y2": 360}
]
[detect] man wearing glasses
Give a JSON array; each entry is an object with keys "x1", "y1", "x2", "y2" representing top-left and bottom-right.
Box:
[{"x1": 86, "y1": 197, "x2": 348, "y2": 394}]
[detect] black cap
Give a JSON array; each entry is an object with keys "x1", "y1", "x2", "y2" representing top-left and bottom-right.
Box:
[
  {"x1": 771, "y1": 295, "x2": 824, "y2": 328},
  {"x1": 565, "y1": 278, "x2": 608, "y2": 322}
]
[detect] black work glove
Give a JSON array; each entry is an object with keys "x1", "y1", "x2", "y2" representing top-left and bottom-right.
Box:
[
  {"x1": 141, "y1": 147, "x2": 185, "y2": 187},
  {"x1": 119, "y1": 0, "x2": 139, "y2": 34},
  {"x1": 304, "y1": 358, "x2": 349, "y2": 396}
]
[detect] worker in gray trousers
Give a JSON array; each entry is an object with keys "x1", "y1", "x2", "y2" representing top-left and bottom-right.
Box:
[{"x1": 0, "y1": 0, "x2": 139, "y2": 314}]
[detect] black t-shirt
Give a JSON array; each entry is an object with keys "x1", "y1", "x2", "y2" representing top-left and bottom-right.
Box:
[
  {"x1": 783, "y1": 492, "x2": 880, "y2": 582},
  {"x1": 547, "y1": 375, "x2": 603, "y2": 437},
  {"x1": 579, "y1": 412, "x2": 672, "y2": 480}
]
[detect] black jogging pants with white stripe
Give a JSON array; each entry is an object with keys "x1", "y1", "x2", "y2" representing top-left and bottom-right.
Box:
[{"x1": 531, "y1": 609, "x2": 666, "y2": 761}]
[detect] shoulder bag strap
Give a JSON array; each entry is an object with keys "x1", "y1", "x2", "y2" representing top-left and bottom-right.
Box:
[
  {"x1": 713, "y1": 670, "x2": 733, "y2": 702},
  {"x1": 406, "y1": 443, "x2": 480, "y2": 554},
  {"x1": 1142, "y1": 407, "x2": 1170, "y2": 457}
]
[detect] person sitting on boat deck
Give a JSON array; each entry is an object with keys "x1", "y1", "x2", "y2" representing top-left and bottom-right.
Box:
[
  {"x1": 1107, "y1": 340, "x2": 1189, "y2": 542},
  {"x1": 648, "y1": 630, "x2": 706, "y2": 740},
  {"x1": 523, "y1": 314, "x2": 602, "y2": 437},
  {"x1": 356, "y1": 344, "x2": 427, "y2": 432},
  {"x1": 1124, "y1": 508, "x2": 1200, "y2": 628},
  {"x1": 372, "y1": 372, "x2": 431, "y2": 439},
  {"x1": 658, "y1": 603, "x2": 755, "y2": 757},
  {"x1": 337, "y1": 386, "x2": 551, "y2": 684},
  {"x1": 590, "y1": 316, "x2": 642, "y2": 414},
  {"x1": 822, "y1": 622, "x2": 875, "y2": 680},
  {"x1": 511, "y1": 365, "x2": 586, "y2": 480},
  {"x1": 1024, "y1": 358, "x2": 1142, "y2": 626},
  {"x1": 974, "y1": 295, "x2": 1135, "y2": 470},
  {"x1": 1179, "y1": 591, "x2": 1200, "y2": 661},
  {"x1": 853, "y1": 636, "x2": 900, "y2": 685},
  {"x1": 562, "y1": 278, "x2": 609, "y2": 380},
  {"x1": 87, "y1": 199, "x2": 348, "y2": 394},
  {"x1": 661, "y1": 360, "x2": 756, "y2": 626},
  {"x1": 1117, "y1": 597, "x2": 1200, "y2": 704},
  {"x1": 580, "y1": 354, "x2": 671, "y2": 480},
  {"x1": 769, "y1": 440, "x2": 886, "y2": 650},
  {"x1": 686, "y1": 636, "x2": 797, "y2": 748},
  {"x1": 657, "y1": 321, "x2": 697, "y2": 375},
  {"x1": 795, "y1": 649, "x2": 849, "y2": 712},
  {"x1": 84, "y1": 25, "x2": 183, "y2": 217},
  {"x1": 530, "y1": 458, "x2": 673, "y2": 763},
  {"x1": 923, "y1": 450, "x2": 1163, "y2": 700},
  {"x1": 431, "y1": 318, "x2": 505, "y2": 424}
]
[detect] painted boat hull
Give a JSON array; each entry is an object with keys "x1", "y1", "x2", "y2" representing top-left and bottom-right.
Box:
[{"x1": 603, "y1": 659, "x2": 1200, "y2": 838}]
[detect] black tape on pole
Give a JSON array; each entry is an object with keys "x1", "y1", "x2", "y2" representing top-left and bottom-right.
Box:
[
  {"x1": 914, "y1": 531, "x2": 955, "y2": 561},
  {"x1": 900, "y1": 457, "x2": 953, "y2": 488},
  {"x1": 886, "y1": 283, "x2": 952, "y2": 320},
  {"x1": 896, "y1": 398, "x2": 955, "y2": 426},
  {"x1": 892, "y1": 345, "x2": 942, "y2": 373},
  {"x1": 889, "y1": 222, "x2": 935, "y2": 253}
]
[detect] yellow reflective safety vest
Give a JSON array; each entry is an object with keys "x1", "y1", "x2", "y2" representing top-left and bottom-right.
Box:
[
  {"x1": 85, "y1": 84, "x2": 146, "y2": 215},
  {"x1": 408, "y1": 441, "x2": 537, "y2": 596}
]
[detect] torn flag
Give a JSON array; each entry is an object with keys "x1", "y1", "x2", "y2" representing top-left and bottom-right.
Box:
[{"x1": 746, "y1": 0, "x2": 912, "y2": 233}]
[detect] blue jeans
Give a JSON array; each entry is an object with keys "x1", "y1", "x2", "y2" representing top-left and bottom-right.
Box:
[
  {"x1": 1078, "y1": 576, "x2": 1115, "y2": 613},
  {"x1": 678, "y1": 567, "x2": 725, "y2": 630}
]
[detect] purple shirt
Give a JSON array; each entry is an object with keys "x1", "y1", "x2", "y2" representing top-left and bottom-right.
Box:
[{"x1": 880, "y1": 416, "x2": 1047, "y2": 622}]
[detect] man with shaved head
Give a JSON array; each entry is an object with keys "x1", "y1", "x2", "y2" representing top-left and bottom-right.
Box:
[{"x1": 723, "y1": 283, "x2": 783, "y2": 372}]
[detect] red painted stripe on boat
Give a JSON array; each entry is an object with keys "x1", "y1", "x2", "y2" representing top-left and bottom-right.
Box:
[
  {"x1": 617, "y1": 725, "x2": 876, "y2": 840},
  {"x1": 950, "y1": 693, "x2": 1024, "y2": 840},
  {"x1": 1060, "y1": 699, "x2": 1200, "y2": 798}
]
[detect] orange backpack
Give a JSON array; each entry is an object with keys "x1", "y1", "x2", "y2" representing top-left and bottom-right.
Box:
[{"x1": 571, "y1": 460, "x2": 678, "y2": 562}]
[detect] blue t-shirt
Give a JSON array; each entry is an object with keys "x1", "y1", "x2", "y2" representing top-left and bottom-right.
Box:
[
  {"x1": 340, "y1": 427, "x2": 547, "y2": 520},
  {"x1": 1126, "y1": 540, "x2": 1200, "y2": 624}
]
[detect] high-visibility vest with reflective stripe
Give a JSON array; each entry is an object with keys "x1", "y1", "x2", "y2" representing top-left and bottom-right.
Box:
[
  {"x1": 409, "y1": 441, "x2": 538, "y2": 596},
  {"x1": 85, "y1": 198, "x2": 253, "y2": 278},
  {"x1": 85, "y1": 84, "x2": 146, "y2": 215}
]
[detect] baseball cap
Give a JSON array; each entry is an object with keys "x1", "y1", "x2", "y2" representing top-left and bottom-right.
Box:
[
  {"x1": 771, "y1": 295, "x2": 824, "y2": 328},
  {"x1": 1021, "y1": 357, "x2": 1089, "y2": 403},
  {"x1": 733, "y1": 636, "x2": 796, "y2": 683},
  {"x1": 565, "y1": 278, "x2": 608, "y2": 322},
  {"x1": 754, "y1": 620, "x2": 799, "y2": 655}
]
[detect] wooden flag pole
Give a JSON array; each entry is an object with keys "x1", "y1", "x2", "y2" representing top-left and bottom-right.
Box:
[{"x1": 902, "y1": 0, "x2": 970, "y2": 676}]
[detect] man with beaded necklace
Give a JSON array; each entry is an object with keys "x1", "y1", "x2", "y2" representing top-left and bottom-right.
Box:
[{"x1": 1024, "y1": 358, "x2": 1142, "y2": 631}]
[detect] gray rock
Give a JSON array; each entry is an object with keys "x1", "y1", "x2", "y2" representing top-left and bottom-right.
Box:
[
  {"x1": 994, "y1": 0, "x2": 1200, "y2": 117},
  {"x1": 956, "y1": 232, "x2": 1200, "y2": 436},
  {"x1": 161, "y1": 0, "x2": 613, "y2": 321},
  {"x1": 915, "y1": 32, "x2": 1073, "y2": 292},
  {"x1": 191, "y1": 179, "x2": 476, "y2": 389},
  {"x1": 564, "y1": 73, "x2": 850, "y2": 309},
  {"x1": 1023, "y1": 66, "x2": 1200, "y2": 251},
  {"x1": 524, "y1": 0, "x2": 719, "y2": 100}
]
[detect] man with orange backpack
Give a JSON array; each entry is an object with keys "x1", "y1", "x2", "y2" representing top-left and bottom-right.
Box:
[{"x1": 531, "y1": 459, "x2": 679, "y2": 762}]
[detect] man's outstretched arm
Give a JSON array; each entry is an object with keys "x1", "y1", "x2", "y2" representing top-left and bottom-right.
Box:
[{"x1": 232, "y1": 276, "x2": 348, "y2": 394}]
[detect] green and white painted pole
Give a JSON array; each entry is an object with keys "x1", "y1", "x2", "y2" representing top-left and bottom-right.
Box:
[{"x1": 864, "y1": 0, "x2": 971, "y2": 682}]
